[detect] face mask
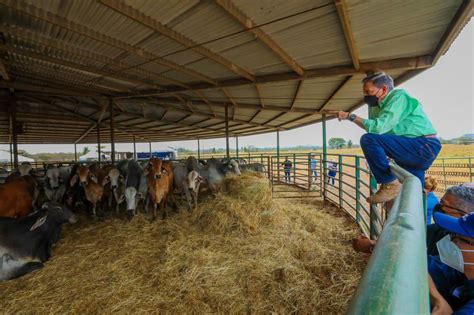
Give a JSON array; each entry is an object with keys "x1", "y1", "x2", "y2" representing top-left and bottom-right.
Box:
[
  {"x1": 364, "y1": 88, "x2": 383, "y2": 107},
  {"x1": 437, "y1": 235, "x2": 474, "y2": 273}
]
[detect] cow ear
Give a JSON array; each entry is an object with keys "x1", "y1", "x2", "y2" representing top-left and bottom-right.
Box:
[
  {"x1": 30, "y1": 216, "x2": 47, "y2": 231},
  {"x1": 70, "y1": 174, "x2": 78, "y2": 187},
  {"x1": 162, "y1": 169, "x2": 169, "y2": 176},
  {"x1": 101, "y1": 175, "x2": 110, "y2": 186},
  {"x1": 89, "y1": 173, "x2": 98, "y2": 184},
  {"x1": 198, "y1": 175, "x2": 205, "y2": 183},
  {"x1": 119, "y1": 174, "x2": 125, "y2": 181}
]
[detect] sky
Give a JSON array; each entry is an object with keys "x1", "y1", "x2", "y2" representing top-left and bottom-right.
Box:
[{"x1": 1, "y1": 20, "x2": 473, "y2": 155}]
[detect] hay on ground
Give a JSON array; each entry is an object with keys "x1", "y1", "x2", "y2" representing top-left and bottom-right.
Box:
[{"x1": 0, "y1": 172, "x2": 365, "y2": 313}]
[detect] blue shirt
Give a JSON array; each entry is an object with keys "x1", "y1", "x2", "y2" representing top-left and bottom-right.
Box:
[
  {"x1": 426, "y1": 191, "x2": 439, "y2": 225},
  {"x1": 428, "y1": 255, "x2": 474, "y2": 314},
  {"x1": 310, "y1": 159, "x2": 318, "y2": 170}
]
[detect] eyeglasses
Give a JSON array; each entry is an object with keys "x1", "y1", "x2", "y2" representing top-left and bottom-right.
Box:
[
  {"x1": 434, "y1": 203, "x2": 469, "y2": 216},
  {"x1": 450, "y1": 233, "x2": 474, "y2": 246}
]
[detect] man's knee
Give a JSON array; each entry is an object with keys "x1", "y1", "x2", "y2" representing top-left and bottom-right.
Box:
[{"x1": 360, "y1": 133, "x2": 380, "y2": 148}]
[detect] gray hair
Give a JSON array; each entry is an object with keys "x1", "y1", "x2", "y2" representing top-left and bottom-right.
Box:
[
  {"x1": 445, "y1": 185, "x2": 474, "y2": 210},
  {"x1": 362, "y1": 72, "x2": 395, "y2": 91}
]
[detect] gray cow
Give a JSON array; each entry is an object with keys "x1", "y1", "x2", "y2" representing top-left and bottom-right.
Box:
[
  {"x1": 192, "y1": 158, "x2": 241, "y2": 195},
  {"x1": 173, "y1": 160, "x2": 203, "y2": 212}
]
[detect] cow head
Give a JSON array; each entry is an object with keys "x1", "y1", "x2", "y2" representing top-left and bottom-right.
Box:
[
  {"x1": 18, "y1": 162, "x2": 32, "y2": 176},
  {"x1": 124, "y1": 186, "x2": 138, "y2": 219},
  {"x1": 186, "y1": 170, "x2": 204, "y2": 192},
  {"x1": 70, "y1": 165, "x2": 97, "y2": 187},
  {"x1": 228, "y1": 159, "x2": 241, "y2": 176},
  {"x1": 40, "y1": 201, "x2": 78, "y2": 225},
  {"x1": 46, "y1": 166, "x2": 60, "y2": 190},
  {"x1": 102, "y1": 168, "x2": 123, "y2": 188},
  {"x1": 145, "y1": 158, "x2": 167, "y2": 179}
]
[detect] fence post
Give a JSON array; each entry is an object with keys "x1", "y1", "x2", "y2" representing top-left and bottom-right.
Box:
[
  {"x1": 261, "y1": 154, "x2": 263, "y2": 165},
  {"x1": 370, "y1": 175, "x2": 378, "y2": 239},
  {"x1": 355, "y1": 156, "x2": 361, "y2": 223},
  {"x1": 267, "y1": 156, "x2": 271, "y2": 179},
  {"x1": 442, "y1": 158, "x2": 447, "y2": 190},
  {"x1": 469, "y1": 158, "x2": 473, "y2": 182},
  {"x1": 338, "y1": 155, "x2": 343, "y2": 208},
  {"x1": 293, "y1": 153, "x2": 296, "y2": 184},
  {"x1": 308, "y1": 153, "x2": 311, "y2": 190}
]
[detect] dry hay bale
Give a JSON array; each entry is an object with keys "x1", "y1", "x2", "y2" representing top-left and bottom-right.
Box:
[{"x1": 0, "y1": 173, "x2": 365, "y2": 314}]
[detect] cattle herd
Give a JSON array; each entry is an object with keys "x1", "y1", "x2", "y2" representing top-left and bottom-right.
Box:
[{"x1": 0, "y1": 157, "x2": 265, "y2": 282}]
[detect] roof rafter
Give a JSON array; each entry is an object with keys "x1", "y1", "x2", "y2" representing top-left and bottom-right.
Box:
[
  {"x1": 0, "y1": 0, "x2": 216, "y2": 85},
  {"x1": 115, "y1": 55, "x2": 433, "y2": 99},
  {"x1": 214, "y1": 0, "x2": 305, "y2": 76},
  {"x1": 0, "y1": 80, "x2": 100, "y2": 97},
  {"x1": 99, "y1": 0, "x2": 255, "y2": 82},
  {"x1": 318, "y1": 75, "x2": 352, "y2": 111},
  {"x1": 334, "y1": 0, "x2": 360, "y2": 70}
]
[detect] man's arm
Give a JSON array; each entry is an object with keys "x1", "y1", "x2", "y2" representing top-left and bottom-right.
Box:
[
  {"x1": 429, "y1": 274, "x2": 453, "y2": 315},
  {"x1": 326, "y1": 111, "x2": 366, "y2": 130}
]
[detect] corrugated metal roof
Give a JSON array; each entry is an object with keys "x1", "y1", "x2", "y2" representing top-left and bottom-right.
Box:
[{"x1": 0, "y1": 0, "x2": 470, "y2": 144}]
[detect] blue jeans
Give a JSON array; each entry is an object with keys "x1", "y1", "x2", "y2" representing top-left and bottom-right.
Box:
[
  {"x1": 284, "y1": 170, "x2": 291, "y2": 182},
  {"x1": 360, "y1": 133, "x2": 441, "y2": 186}
]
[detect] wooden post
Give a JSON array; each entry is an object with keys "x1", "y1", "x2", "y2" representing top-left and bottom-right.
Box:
[
  {"x1": 74, "y1": 144, "x2": 77, "y2": 162},
  {"x1": 9, "y1": 142, "x2": 13, "y2": 170},
  {"x1": 149, "y1": 142, "x2": 152, "y2": 158},
  {"x1": 109, "y1": 98, "x2": 115, "y2": 164},
  {"x1": 277, "y1": 130, "x2": 280, "y2": 181},
  {"x1": 225, "y1": 104, "x2": 230, "y2": 159},
  {"x1": 322, "y1": 114, "x2": 327, "y2": 201},
  {"x1": 197, "y1": 138, "x2": 201, "y2": 159},
  {"x1": 133, "y1": 136, "x2": 136, "y2": 160},
  {"x1": 8, "y1": 93, "x2": 19, "y2": 169},
  {"x1": 236, "y1": 136, "x2": 239, "y2": 158},
  {"x1": 97, "y1": 123, "x2": 101, "y2": 165}
]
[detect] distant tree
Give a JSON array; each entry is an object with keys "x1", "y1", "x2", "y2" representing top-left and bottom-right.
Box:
[
  {"x1": 82, "y1": 146, "x2": 91, "y2": 155},
  {"x1": 212, "y1": 147, "x2": 216, "y2": 154},
  {"x1": 329, "y1": 137, "x2": 346, "y2": 149},
  {"x1": 347, "y1": 140, "x2": 353, "y2": 148}
]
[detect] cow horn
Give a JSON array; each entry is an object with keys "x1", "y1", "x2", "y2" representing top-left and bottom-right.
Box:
[{"x1": 30, "y1": 216, "x2": 47, "y2": 231}]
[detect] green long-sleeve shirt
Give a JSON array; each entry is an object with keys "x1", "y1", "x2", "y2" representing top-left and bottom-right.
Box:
[{"x1": 363, "y1": 89, "x2": 437, "y2": 137}]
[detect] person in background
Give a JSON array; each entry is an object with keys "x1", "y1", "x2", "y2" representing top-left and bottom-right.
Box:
[
  {"x1": 310, "y1": 155, "x2": 318, "y2": 183},
  {"x1": 327, "y1": 161, "x2": 337, "y2": 186},
  {"x1": 281, "y1": 157, "x2": 292, "y2": 183},
  {"x1": 329, "y1": 71, "x2": 441, "y2": 204},
  {"x1": 425, "y1": 175, "x2": 440, "y2": 225},
  {"x1": 427, "y1": 185, "x2": 474, "y2": 256},
  {"x1": 352, "y1": 184, "x2": 474, "y2": 255},
  {"x1": 428, "y1": 212, "x2": 474, "y2": 314}
]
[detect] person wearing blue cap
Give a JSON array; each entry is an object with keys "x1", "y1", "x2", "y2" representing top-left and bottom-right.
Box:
[{"x1": 428, "y1": 212, "x2": 474, "y2": 314}]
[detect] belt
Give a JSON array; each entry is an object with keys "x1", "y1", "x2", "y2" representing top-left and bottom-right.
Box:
[{"x1": 423, "y1": 134, "x2": 437, "y2": 138}]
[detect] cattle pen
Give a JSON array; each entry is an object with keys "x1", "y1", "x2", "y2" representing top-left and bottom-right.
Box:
[{"x1": 0, "y1": 0, "x2": 472, "y2": 314}]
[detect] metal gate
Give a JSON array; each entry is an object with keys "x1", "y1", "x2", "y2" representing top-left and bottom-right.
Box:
[{"x1": 269, "y1": 153, "x2": 322, "y2": 199}]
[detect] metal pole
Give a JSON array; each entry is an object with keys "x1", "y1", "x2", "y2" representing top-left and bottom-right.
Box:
[
  {"x1": 338, "y1": 155, "x2": 343, "y2": 208},
  {"x1": 236, "y1": 136, "x2": 239, "y2": 158},
  {"x1": 109, "y1": 99, "x2": 115, "y2": 164},
  {"x1": 9, "y1": 93, "x2": 19, "y2": 169},
  {"x1": 133, "y1": 136, "x2": 136, "y2": 160},
  {"x1": 9, "y1": 142, "x2": 13, "y2": 170},
  {"x1": 322, "y1": 114, "x2": 327, "y2": 201},
  {"x1": 149, "y1": 142, "x2": 152, "y2": 158},
  {"x1": 197, "y1": 138, "x2": 201, "y2": 159},
  {"x1": 277, "y1": 130, "x2": 280, "y2": 182},
  {"x1": 469, "y1": 158, "x2": 473, "y2": 182},
  {"x1": 74, "y1": 143, "x2": 77, "y2": 162},
  {"x1": 355, "y1": 156, "x2": 361, "y2": 223},
  {"x1": 225, "y1": 105, "x2": 230, "y2": 159},
  {"x1": 97, "y1": 123, "x2": 101, "y2": 165}
]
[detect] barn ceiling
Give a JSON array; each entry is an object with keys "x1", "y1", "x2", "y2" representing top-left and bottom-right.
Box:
[{"x1": 0, "y1": 0, "x2": 471, "y2": 144}]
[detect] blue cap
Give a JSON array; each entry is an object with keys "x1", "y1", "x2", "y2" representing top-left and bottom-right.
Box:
[{"x1": 434, "y1": 212, "x2": 474, "y2": 238}]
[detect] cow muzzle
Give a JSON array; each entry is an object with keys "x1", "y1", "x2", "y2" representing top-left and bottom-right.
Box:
[
  {"x1": 69, "y1": 214, "x2": 78, "y2": 224},
  {"x1": 80, "y1": 181, "x2": 88, "y2": 187},
  {"x1": 155, "y1": 174, "x2": 162, "y2": 179}
]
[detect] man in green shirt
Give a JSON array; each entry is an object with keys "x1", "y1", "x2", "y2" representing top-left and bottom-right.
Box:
[{"x1": 330, "y1": 72, "x2": 441, "y2": 203}]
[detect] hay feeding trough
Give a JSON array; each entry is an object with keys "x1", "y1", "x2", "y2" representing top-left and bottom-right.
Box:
[{"x1": 0, "y1": 173, "x2": 365, "y2": 313}]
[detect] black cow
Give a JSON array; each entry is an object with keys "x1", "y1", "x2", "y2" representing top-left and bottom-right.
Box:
[{"x1": 0, "y1": 202, "x2": 77, "y2": 281}]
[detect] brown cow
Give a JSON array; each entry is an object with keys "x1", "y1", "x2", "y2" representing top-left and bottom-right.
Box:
[
  {"x1": 0, "y1": 179, "x2": 35, "y2": 218},
  {"x1": 145, "y1": 158, "x2": 176, "y2": 220},
  {"x1": 70, "y1": 165, "x2": 108, "y2": 217}
]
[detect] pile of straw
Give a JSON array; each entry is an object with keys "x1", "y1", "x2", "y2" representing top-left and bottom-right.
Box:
[{"x1": 0, "y1": 172, "x2": 365, "y2": 313}]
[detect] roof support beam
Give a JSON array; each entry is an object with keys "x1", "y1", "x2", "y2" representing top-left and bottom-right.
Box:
[
  {"x1": 75, "y1": 100, "x2": 109, "y2": 143},
  {"x1": 99, "y1": 0, "x2": 255, "y2": 82},
  {"x1": 431, "y1": 0, "x2": 473, "y2": 64},
  {"x1": 115, "y1": 55, "x2": 433, "y2": 99},
  {"x1": 0, "y1": 0, "x2": 215, "y2": 85},
  {"x1": 318, "y1": 75, "x2": 352, "y2": 111},
  {"x1": 0, "y1": 58, "x2": 11, "y2": 80},
  {"x1": 334, "y1": 0, "x2": 360, "y2": 70},
  {"x1": 0, "y1": 80, "x2": 100, "y2": 97},
  {"x1": 0, "y1": 43, "x2": 157, "y2": 89},
  {"x1": 214, "y1": 0, "x2": 304, "y2": 76}
]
